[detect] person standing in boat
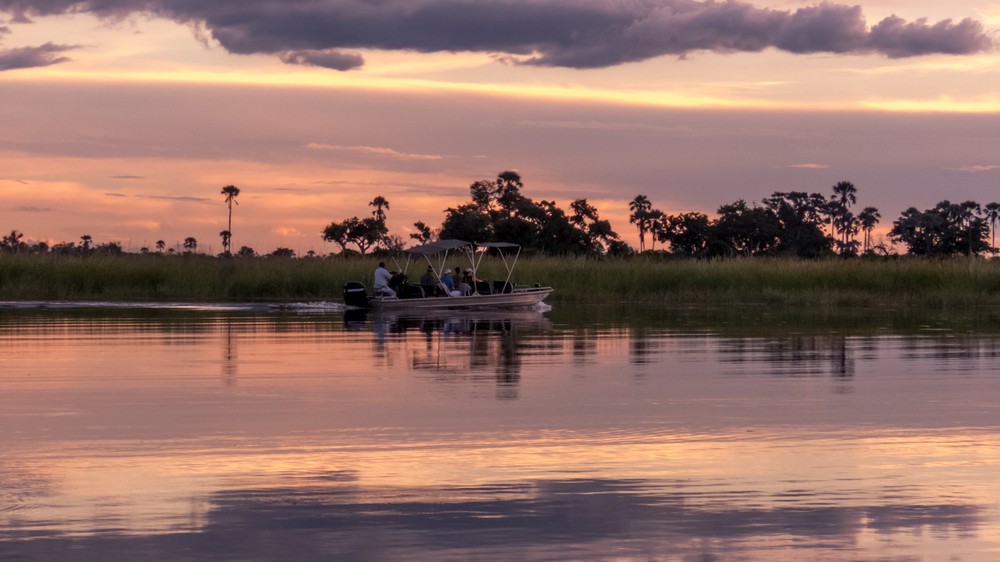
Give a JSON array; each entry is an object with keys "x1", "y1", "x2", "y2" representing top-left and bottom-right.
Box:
[
  {"x1": 419, "y1": 266, "x2": 437, "y2": 286},
  {"x1": 374, "y1": 262, "x2": 396, "y2": 297}
]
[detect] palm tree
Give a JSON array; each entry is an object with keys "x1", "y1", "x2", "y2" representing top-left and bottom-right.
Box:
[
  {"x1": 219, "y1": 230, "x2": 232, "y2": 254},
  {"x1": 369, "y1": 196, "x2": 390, "y2": 250},
  {"x1": 857, "y1": 207, "x2": 881, "y2": 253},
  {"x1": 221, "y1": 185, "x2": 240, "y2": 249},
  {"x1": 628, "y1": 195, "x2": 653, "y2": 252},
  {"x1": 647, "y1": 209, "x2": 666, "y2": 251},
  {"x1": 984, "y1": 202, "x2": 1000, "y2": 251},
  {"x1": 369, "y1": 196, "x2": 390, "y2": 223},
  {"x1": 830, "y1": 181, "x2": 858, "y2": 251}
]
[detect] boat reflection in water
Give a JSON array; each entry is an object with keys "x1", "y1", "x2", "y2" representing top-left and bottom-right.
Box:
[{"x1": 348, "y1": 308, "x2": 552, "y2": 400}]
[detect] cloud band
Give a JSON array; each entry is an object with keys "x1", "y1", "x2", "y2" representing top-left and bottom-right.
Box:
[{"x1": 0, "y1": 0, "x2": 994, "y2": 71}]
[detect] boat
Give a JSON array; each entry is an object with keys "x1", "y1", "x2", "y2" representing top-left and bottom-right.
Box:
[{"x1": 343, "y1": 240, "x2": 553, "y2": 311}]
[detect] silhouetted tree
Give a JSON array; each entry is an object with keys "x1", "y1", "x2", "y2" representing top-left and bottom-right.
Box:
[
  {"x1": 236, "y1": 245, "x2": 256, "y2": 257},
  {"x1": 322, "y1": 219, "x2": 353, "y2": 253},
  {"x1": 984, "y1": 202, "x2": 1000, "y2": 251},
  {"x1": 410, "y1": 221, "x2": 435, "y2": 244},
  {"x1": 221, "y1": 185, "x2": 240, "y2": 248},
  {"x1": 890, "y1": 200, "x2": 989, "y2": 256},
  {"x1": 269, "y1": 247, "x2": 295, "y2": 258},
  {"x1": 155, "y1": 240, "x2": 166, "y2": 253},
  {"x1": 95, "y1": 242, "x2": 123, "y2": 255},
  {"x1": 857, "y1": 207, "x2": 881, "y2": 254},
  {"x1": 369, "y1": 195, "x2": 390, "y2": 223},
  {"x1": 628, "y1": 195, "x2": 653, "y2": 252},
  {"x1": 440, "y1": 203, "x2": 495, "y2": 242},
  {"x1": 570, "y1": 198, "x2": 620, "y2": 253},
  {"x1": 715, "y1": 199, "x2": 781, "y2": 257},
  {"x1": 829, "y1": 181, "x2": 858, "y2": 252},
  {"x1": 661, "y1": 212, "x2": 713, "y2": 257},
  {"x1": 1, "y1": 230, "x2": 25, "y2": 253},
  {"x1": 80, "y1": 234, "x2": 92, "y2": 252},
  {"x1": 219, "y1": 230, "x2": 232, "y2": 255},
  {"x1": 183, "y1": 237, "x2": 198, "y2": 253},
  {"x1": 762, "y1": 191, "x2": 833, "y2": 257}
]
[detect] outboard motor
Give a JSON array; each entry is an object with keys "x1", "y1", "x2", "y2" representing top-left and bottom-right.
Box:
[{"x1": 342, "y1": 281, "x2": 370, "y2": 309}]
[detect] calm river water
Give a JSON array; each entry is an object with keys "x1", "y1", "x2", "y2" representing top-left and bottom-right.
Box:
[{"x1": 2, "y1": 303, "x2": 1000, "y2": 561}]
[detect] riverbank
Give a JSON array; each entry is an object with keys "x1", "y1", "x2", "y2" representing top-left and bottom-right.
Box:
[{"x1": 2, "y1": 253, "x2": 1000, "y2": 307}]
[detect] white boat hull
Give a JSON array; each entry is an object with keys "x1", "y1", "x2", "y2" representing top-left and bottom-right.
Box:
[{"x1": 370, "y1": 287, "x2": 552, "y2": 311}]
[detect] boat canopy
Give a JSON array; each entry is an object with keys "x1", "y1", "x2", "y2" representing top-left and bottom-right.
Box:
[
  {"x1": 407, "y1": 239, "x2": 472, "y2": 255},
  {"x1": 397, "y1": 240, "x2": 524, "y2": 294},
  {"x1": 471, "y1": 242, "x2": 521, "y2": 289}
]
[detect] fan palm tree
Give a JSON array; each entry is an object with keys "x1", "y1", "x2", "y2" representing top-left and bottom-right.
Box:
[
  {"x1": 221, "y1": 185, "x2": 240, "y2": 248},
  {"x1": 857, "y1": 207, "x2": 881, "y2": 253},
  {"x1": 830, "y1": 181, "x2": 858, "y2": 251},
  {"x1": 219, "y1": 230, "x2": 232, "y2": 254},
  {"x1": 628, "y1": 195, "x2": 653, "y2": 252},
  {"x1": 984, "y1": 202, "x2": 1000, "y2": 251},
  {"x1": 369, "y1": 196, "x2": 390, "y2": 223},
  {"x1": 369, "y1": 196, "x2": 391, "y2": 250}
]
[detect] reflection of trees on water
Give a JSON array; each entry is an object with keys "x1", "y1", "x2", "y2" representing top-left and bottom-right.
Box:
[
  {"x1": 898, "y1": 336, "x2": 1000, "y2": 368},
  {"x1": 719, "y1": 333, "x2": 1000, "y2": 380},
  {"x1": 719, "y1": 335, "x2": 858, "y2": 380},
  {"x1": 368, "y1": 314, "x2": 546, "y2": 400},
  {"x1": 221, "y1": 318, "x2": 237, "y2": 387}
]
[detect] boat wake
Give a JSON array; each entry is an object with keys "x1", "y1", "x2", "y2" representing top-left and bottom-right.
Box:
[
  {"x1": 0, "y1": 300, "x2": 347, "y2": 313},
  {"x1": 277, "y1": 301, "x2": 349, "y2": 312}
]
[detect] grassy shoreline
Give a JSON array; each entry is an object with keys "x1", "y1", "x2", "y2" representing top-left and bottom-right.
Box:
[{"x1": 3, "y1": 253, "x2": 1000, "y2": 307}]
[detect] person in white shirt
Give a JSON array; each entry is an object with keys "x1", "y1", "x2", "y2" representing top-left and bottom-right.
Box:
[{"x1": 373, "y1": 262, "x2": 396, "y2": 297}]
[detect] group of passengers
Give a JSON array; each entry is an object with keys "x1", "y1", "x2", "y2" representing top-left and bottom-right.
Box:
[
  {"x1": 375, "y1": 261, "x2": 479, "y2": 298},
  {"x1": 419, "y1": 265, "x2": 476, "y2": 297}
]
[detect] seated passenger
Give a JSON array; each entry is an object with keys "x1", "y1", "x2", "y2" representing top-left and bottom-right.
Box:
[
  {"x1": 440, "y1": 269, "x2": 456, "y2": 295},
  {"x1": 458, "y1": 268, "x2": 473, "y2": 296},
  {"x1": 389, "y1": 271, "x2": 407, "y2": 294}
]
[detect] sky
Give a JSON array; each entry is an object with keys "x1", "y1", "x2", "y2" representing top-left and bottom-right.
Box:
[{"x1": 1, "y1": 0, "x2": 999, "y2": 255}]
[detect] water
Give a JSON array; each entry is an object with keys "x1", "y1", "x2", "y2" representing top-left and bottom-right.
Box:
[{"x1": 2, "y1": 304, "x2": 1000, "y2": 560}]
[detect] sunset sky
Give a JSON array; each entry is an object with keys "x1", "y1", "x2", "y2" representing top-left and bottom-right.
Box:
[{"x1": 2, "y1": 0, "x2": 999, "y2": 254}]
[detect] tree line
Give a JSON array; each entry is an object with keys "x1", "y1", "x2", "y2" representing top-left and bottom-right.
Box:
[
  {"x1": 5, "y1": 172, "x2": 1000, "y2": 258},
  {"x1": 321, "y1": 171, "x2": 1000, "y2": 259}
]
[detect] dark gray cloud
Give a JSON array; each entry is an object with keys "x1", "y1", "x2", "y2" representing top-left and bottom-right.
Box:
[
  {"x1": 0, "y1": 41, "x2": 77, "y2": 70},
  {"x1": 869, "y1": 15, "x2": 994, "y2": 58},
  {"x1": 278, "y1": 48, "x2": 363, "y2": 71},
  {"x1": 0, "y1": 1, "x2": 993, "y2": 70}
]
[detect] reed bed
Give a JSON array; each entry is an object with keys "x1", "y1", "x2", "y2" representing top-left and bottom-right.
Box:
[{"x1": 3, "y1": 253, "x2": 1000, "y2": 307}]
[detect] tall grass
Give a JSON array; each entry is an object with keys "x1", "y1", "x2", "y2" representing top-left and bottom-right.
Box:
[
  {"x1": 3, "y1": 252, "x2": 1000, "y2": 307},
  {"x1": 509, "y1": 255, "x2": 1000, "y2": 307}
]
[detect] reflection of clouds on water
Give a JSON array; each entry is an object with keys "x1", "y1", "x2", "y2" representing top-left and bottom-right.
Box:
[{"x1": 0, "y1": 477, "x2": 984, "y2": 560}]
